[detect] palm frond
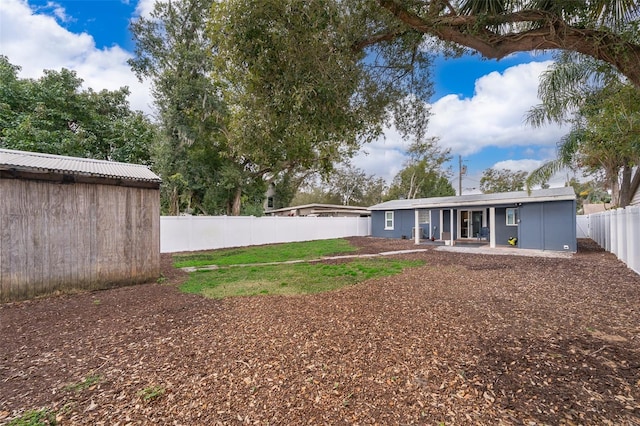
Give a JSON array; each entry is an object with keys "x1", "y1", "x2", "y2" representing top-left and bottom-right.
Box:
[
  {"x1": 458, "y1": 0, "x2": 512, "y2": 15},
  {"x1": 557, "y1": 129, "x2": 583, "y2": 164},
  {"x1": 525, "y1": 159, "x2": 565, "y2": 192},
  {"x1": 590, "y1": 0, "x2": 640, "y2": 28}
]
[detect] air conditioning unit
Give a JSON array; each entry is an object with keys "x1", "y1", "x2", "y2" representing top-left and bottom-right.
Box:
[{"x1": 411, "y1": 226, "x2": 428, "y2": 239}]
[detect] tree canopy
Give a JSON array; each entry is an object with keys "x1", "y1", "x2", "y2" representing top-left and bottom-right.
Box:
[
  {"x1": 0, "y1": 56, "x2": 155, "y2": 164},
  {"x1": 364, "y1": 0, "x2": 640, "y2": 88},
  {"x1": 129, "y1": 0, "x2": 436, "y2": 215},
  {"x1": 126, "y1": 0, "x2": 640, "y2": 214},
  {"x1": 526, "y1": 51, "x2": 640, "y2": 207},
  {"x1": 480, "y1": 168, "x2": 528, "y2": 193},
  {"x1": 386, "y1": 138, "x2": 455, "y2": 200},
  {"x1": 291, "y1": 165, "x2": 388, "y2": 207}
]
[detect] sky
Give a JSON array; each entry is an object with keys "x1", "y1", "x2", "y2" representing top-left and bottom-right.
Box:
[{"x1": 0, "y1": 0, "x2": 573, "y2": 193}]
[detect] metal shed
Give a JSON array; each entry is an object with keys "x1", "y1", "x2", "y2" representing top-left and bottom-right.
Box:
[
  {"x1": 0, "y1": 149, "x2": 162, "y2": 302},
  {"x1": 368, "y1": 187, "x2": 577, "y2": 252}
]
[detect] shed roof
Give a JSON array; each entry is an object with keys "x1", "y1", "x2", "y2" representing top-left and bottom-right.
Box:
[
  {"x1": 0, "y1": 149, "x2": 161, "y2": 183},
  {"x1": 368, "y1": 187, "x2": 576, "y2": 211}
]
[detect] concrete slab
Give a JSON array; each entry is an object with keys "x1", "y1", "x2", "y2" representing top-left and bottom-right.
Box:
[{"x1": 434, "y1": 245, "x2": 574, "y2": 258}]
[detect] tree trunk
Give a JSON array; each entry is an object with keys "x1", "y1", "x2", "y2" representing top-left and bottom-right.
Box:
[
  {"x1": 231, "y1": 187, "x2": 242, "y2": 216},
  {"x1": 618, "y1": 165, "x2": 635, "y2": 208}
]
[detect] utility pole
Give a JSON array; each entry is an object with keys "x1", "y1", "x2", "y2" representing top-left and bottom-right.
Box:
[
  {"x1": 458, "y1": 155, "x2": 462, "y2": 196},
  {"x1": 458, "y1": 155, "x2": 467, "y2": 195},
  {"x1": 458, "y1": 155, "x2": 467, "y2": 196}
]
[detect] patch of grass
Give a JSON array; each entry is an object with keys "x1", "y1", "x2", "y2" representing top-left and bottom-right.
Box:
[
  {"x1": 7, "y1": 408, "x2": 56, "y2": 426},
  {"x1": 180, "y1": 258, "x2": 424, "y2": 299},
  {"x1": 63, "y1": 375, "x2": 101, "y2": 392},
  {"x1": 173, "y1": 239, "x2": 357, "y2": 268},
  {"x1": 138, "y1": 385, "x2": 165, "y2": 402}
]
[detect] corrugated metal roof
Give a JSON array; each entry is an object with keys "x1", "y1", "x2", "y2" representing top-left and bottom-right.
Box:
[
  {"x1": 0, "y1": 149, "x2": 161, "y2": 183},
  {"x1": 368, "y1": 187, "x2": 576, "y2": 210}
]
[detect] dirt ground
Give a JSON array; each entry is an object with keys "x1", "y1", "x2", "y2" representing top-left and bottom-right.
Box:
[{"x1": 1, "y1": 237, "x2": 639, "y2": 425}]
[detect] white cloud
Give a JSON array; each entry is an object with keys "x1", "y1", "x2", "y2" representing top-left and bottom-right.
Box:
[
  {"x1": 426, "y1": 61, "x2": 570, "y2": 156},
  {"x1": 41, "y1": 1, "x2": 71, "y2": 22},
  {"x1": 491, "y1": 159, "x2": 545, "y2": 173},
  {"x1": 0, "y1": 0, "x2": 154, "y2": 116},
  {"x1": 353, "y1": 61, "x2": 571, "y2": 184},
  {"x1": 134, "y1": 0, "x2": 156, "y2": 18},
  {"x1": 352, "y1": 126, "x2": 412, "y2": 183}
]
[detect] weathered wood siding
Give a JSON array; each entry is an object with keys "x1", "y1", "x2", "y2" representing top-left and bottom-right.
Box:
[{"x1": 0, "y1": 179, "x2": 160, "y2": 302}]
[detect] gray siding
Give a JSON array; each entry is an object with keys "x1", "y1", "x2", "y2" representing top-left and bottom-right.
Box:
[
  {"x1": 543, "y1": 200, "x2": 576, "y2": 251},
  {"x1": 519, "y1": 204, "x2": 543, "y2": 249},
  {"x1": 519, "y1": 200, "x2": 576, "y2": 251},
  {"x1": 372, "y1": 199, "x2": 576, "y2": 252},
  {"x1": 494, "y1": 207, "x2": 518, "y2": 247},
  {"x1": 1, "y1": 179, "x2": 160, "y2": 302},
  {"x1": 430, "y1": 210, "x2": 440, "y2": 239}
]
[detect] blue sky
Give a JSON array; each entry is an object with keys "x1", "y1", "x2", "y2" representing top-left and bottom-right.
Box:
[{"x1": 0, "y1": 0, "x2": 571, "y2": 192}]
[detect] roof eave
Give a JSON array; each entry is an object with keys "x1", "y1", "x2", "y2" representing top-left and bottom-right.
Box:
[{"x1": 369, "y1": 195, "x2": 576, "y2": 211}]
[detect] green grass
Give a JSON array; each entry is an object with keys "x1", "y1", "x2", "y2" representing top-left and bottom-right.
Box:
[
  {"x1": 138, "y1": 385, "x2": 165, "y2": 402},
  {"x1": 180, "y1": 258, "x2": 424, "y2": 298},
  {"x1": 6, "y1": 408, "x2": 56, "y2": 426},
  {"x1": 173, "y1": 239, "x2": 357, "y2": 268},
  {"x1": 63, "y1": 375, "x2": 101, "y2": 392}
]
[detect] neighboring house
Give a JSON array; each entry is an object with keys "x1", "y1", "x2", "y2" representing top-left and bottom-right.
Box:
[
  {"x1": 632, "y1": 179, "x2": 640, "y2": 206},
  {"x1": 0, "y1": 148, "x2": 162, "y2": 302},
  {"x1": 582, "y1": 202, "x2": 612, "y2": 214},
  {"x1": 265, "y1": 203, "x2": 371, "y2": 217},
  {"x1": 368, "y1": 187, "x2": 577, "y2": 252}
]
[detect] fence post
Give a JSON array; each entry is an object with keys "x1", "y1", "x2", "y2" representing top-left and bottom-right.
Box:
[
  {"x1": 617, "y1": 208, "x2": 626, "y2": 265},
  {"x1": 610, "y1": 210, "x2": 618, "y2": 256},
  {"x1": 629, "y1": 206, "x2": 639, "y2": 274}
]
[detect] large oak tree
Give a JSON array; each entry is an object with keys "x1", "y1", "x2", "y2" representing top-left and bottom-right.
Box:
[{"x1": 362, "y1": 0, "x2": 640, "y2": 88}]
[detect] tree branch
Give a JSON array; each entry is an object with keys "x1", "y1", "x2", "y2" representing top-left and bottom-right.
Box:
[{"x1": 375, "y1": 0, "x2": 640, "y2": 88}]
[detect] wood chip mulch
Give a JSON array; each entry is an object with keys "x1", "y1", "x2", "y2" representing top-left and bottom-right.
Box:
[{"x1": 1, "y1": 237, "x2": 639, "y2": 425}]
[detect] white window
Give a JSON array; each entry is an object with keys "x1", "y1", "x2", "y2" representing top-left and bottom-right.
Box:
[
  {"x1": 384, "y1": 211, "x2": 394, "y2": 230},
  {"x1": 418, "y1": 209, "x2": 430, "y2": 224},
  {"x1": 506, "y1": 208, "x2": 519, "y2": 226}
]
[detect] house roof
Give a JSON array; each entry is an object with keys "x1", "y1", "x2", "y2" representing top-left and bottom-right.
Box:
[
  {"x1": 368, "y1": 187, "x2": 576, "y2": 211},
  {"x1": 0, "y1": 148, "x2": 161, "y2": 183},
  {"x1": 266, "y1": 203, "x2": 370, "y2": 216},
  {"x1": 267, "y1": 203, "x2": 369, "y2": 213}
]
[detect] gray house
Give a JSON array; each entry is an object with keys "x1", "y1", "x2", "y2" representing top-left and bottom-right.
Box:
[
  {"x1": 1, "y1": 149, "x2": 162, "y2": 302},
  {"x1": 368, "y1": 187, "x2": 577, "y2": 252}
]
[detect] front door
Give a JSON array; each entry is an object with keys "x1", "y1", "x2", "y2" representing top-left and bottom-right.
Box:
[
  {"x1": 459, "y1": 210, "x2": 485, "y2": 239},
  {"x1": 471, "y1": 211, "x2": 483, "y2": 238}
]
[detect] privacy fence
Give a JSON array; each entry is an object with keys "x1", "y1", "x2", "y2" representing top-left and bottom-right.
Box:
[
  {"x1": 161, "y1": 216, "x2": 371, "y2": 253},
  {"x1": 578, "y1": 206, "x2": 640, "y2": 275}
]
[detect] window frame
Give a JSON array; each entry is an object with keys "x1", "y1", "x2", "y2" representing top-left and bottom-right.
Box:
[
  {"x1": 506, "y1": 207, "x2": 519, "y2": 226},
  {"x1": 384, "y1": 211, "x2": 394, "y2": 230}
]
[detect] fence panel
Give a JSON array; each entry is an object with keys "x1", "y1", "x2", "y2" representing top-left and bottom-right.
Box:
[
  {"x1": 584, "y1": 206, "x2": 639, "y2": 275},
  {"x1": 576, "y1": 215, "x2": 589, "y2": 238},
  {"x1": 160, "y1": 216, "x2": 371, "y2": 253}
]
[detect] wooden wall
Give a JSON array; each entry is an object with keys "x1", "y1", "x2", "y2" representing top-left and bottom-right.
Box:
[{"x1": 0, "y1": 179, "x2": 160, "y2": 302}]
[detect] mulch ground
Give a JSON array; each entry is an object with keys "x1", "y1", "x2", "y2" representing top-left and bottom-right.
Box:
[{"x1": 1, "y1": 237, "x2": 639, "y2": 425}]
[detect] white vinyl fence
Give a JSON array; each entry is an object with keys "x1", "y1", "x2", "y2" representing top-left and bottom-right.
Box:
[
  {"x1": 576, "y1": 215, "x2": 590, "y2": 238},
  {"x1": 161, "y1": 215, "x2": 371, "y2": 253},
  {"x1": 578, "y1": 206, "x2": 640, "y2": 275}
]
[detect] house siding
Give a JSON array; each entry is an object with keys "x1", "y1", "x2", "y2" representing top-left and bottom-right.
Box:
[
  {"x1": 519, "y1": 200, "x2": 576, "y2": 251},
  {"x1": 519, "y1": 204, "x2": 543, "y2": 249},
  {"x1": 494, "y1": 207, "x2": 516, "y2": 246}
]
